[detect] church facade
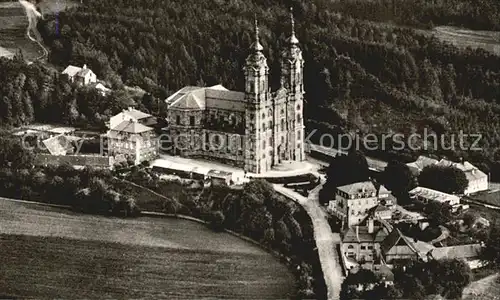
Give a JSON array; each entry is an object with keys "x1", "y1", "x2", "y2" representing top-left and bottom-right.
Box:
[{"x1": 164, "y1": 12, "x2": 305, "y2": 174}]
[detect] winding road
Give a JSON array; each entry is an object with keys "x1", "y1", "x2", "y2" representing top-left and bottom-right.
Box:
[{"x1": 274, "y1": 178, "x2": 343, "y2": 300}]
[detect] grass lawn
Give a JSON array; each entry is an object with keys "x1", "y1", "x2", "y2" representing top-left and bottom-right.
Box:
[
  {"x1": 471, "y1": 190, "x2": 500, "y2": 207},
  {"x1": 0, "y1": 199, "x2": 296, "y2": 299}
]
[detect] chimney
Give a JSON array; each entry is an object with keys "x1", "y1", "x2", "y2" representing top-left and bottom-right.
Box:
[
  {"x1": 82, "y1": 64, "x2": 87, "y2": 69},
  {"x1": 368, "y1": 218, "x2": 374, "y2": 234}
]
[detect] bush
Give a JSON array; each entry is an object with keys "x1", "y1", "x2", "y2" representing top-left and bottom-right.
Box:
[{"x1": 209, "y1": 210, "x2": 225, "y2": 232}]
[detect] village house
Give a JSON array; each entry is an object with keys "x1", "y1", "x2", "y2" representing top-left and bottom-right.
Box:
[
  {"x1": 105, "y1": 109, "x2": 158, "y2": 164},
  {"x1": 406, "y1": 155, "x2": 439, "y2": 175},
  {"x1": 409, "y1": 186, "x2": 461, "y2": 206},
  {"x1": 107, "y1": 107, "x2": 157, "y2": 129},
  {"x1": 328, "y1": 181, "x2": 391, "y2": 227},
  {"x1": 435, "y1": 159, "x2": 488, "y2": 195},
  {"x1": 62, "y1": 64, "x2": 97, "y2": 86},
  {"x1": 341, "y1": 218, "x2": 390, "y2": 263},
  {"x1": 372, "y1": 205, "x2": 393, "y2": 220},
  {"x1": 380, "y1": 228, "x2": 434, "y2": 264}
]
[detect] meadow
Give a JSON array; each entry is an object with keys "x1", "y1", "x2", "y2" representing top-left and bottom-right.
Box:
[
  {"x1": 433, "y1": 26, "x2": 500, "y2": 55},
  {"x1": 0, "y1": 0, "x2": 77, "y2": 61},
  {"x1": 0, "y1": 199, "x2": 296, "y2": 299}
]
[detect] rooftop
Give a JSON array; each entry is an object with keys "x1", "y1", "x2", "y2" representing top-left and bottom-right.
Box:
[
  {"x1": 409, "y1": 186, "x2": 460, "y2": 203},
  {"x1": 337, "y1": 181, "x2": 377, "y2": 196},
  {"x1": 42, "y1": 134, "x2": 74, "y2": 155},
  {"x1": 436, "y1": 159, "x2": 487, "y2": 181},
  {"x1": 109, "y1": 120, "x2": 153, "y2": 134},
  {"x1": 428, "y1": 244, "x2": 481, "y2": 260},
  {"x1": 342, "y1": 223, "x2": 390, "y2": 243},
  {"x1": 166, "y1": 85, "x2": 245, "y2": 111},
  {"x1": 406, "y1": 156, "x2": 439, "y2": 173}
]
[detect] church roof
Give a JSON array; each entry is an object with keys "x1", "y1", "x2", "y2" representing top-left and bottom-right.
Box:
[{"x1": 166, "y1": 85, "x2": 245, "y2": 111}]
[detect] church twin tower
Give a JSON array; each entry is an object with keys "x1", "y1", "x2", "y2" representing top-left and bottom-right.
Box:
[{"x1": 243, "y1": 9, "x2": 305, "y2": 173}]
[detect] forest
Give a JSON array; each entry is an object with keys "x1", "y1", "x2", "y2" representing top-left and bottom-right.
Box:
[{"x1": 1, "y1": 0, "x2": 500, "y2": 177}]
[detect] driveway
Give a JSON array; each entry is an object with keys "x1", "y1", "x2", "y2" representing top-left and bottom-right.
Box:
[{"x1": 274, "y1": 180, "x2": 343, "y2": 300}]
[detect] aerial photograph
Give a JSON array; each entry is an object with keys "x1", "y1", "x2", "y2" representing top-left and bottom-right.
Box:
[{"x1": 1, "y1": 0, "x2": 500, "y2": 299}]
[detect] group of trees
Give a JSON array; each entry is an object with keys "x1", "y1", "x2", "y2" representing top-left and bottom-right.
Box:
[
  {"x1": 319, "y1": 150, "x2": 370, "y2": 204},
  {"x1": 0, "y1": 57, "x2": 161, "y2": 129},
  {"x1": 341, "y1": 258, "x2": 473, "y2": 299}
]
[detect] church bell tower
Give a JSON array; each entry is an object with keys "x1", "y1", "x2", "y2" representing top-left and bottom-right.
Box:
[
  {"x1": 244, "y1": 18, "x2": 271, "y2": 173},
  {"x1": 281, "y1": 8, "x2": 305, "y2": 162}
]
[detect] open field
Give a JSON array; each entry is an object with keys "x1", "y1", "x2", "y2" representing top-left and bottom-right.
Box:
[
  {"x1": 470, "y1": 190, "x2": 500, "y2": 207},
  {"x1": 0, "y1": 199, "x2": 295, "y2": 299},
  {"x1": 433, "y1": 26, "x2": 500, "y2": 55},
  {"x1": 463, "y1": 274, "x2": 500, "y2": 300},
  {"x1": 0, "y1": 0, "x2": 78, "y2": 61}
]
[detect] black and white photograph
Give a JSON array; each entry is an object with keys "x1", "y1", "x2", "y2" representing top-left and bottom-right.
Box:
[{"x1": 1, "y1": 0, "x2": 500, "y2": 299}]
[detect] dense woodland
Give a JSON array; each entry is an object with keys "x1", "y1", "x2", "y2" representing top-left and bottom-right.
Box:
[{"x1": 28, "y1": 0, "x2": 500, "y2": 179}]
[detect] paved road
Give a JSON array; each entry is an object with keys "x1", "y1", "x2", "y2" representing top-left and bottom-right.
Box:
[{"x1": 274, "y1": 180, "x2": 343, "y2": 300}]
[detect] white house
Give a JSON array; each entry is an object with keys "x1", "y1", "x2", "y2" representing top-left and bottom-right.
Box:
[
  {"x1": 328, "y1": 181, "x2": 391, "y2": 227},
  {"x1": 62, "y1": 64, "x2": 97, "y2": 86},
  {"x1": 107, "y1": 107, "x2": 157, "y2": 129},
  {"x1": 435, "y1": 159, "x2": 488, "y2": 195}
]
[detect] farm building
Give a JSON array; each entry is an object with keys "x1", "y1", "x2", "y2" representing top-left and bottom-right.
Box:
[{"x1": 409, "y1": 186, "x2": 460, "y2": 206}]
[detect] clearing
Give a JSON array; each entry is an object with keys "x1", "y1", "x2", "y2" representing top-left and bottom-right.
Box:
[
  {"x1": 0, "y1": 199, "x2": 295, "y2": 299},
  {"x1": 433, "y1": 26, "x2": 500, "y2": 55},
  {"x1": 0, "y1": 0, "x2": 78, "y2": 61}
]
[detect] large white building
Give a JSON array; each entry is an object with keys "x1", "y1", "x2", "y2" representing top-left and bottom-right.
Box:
[
  {"x1": 435, "y1": 159, "x2": 488, "y2": 195},
  {"x1": 328, "y1": 181, "x2": 391, "y2": 227}
]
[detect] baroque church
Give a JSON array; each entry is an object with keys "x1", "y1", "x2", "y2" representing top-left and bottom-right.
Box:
[{"x1": 164, "y1": 11, "x2": 305, "y2": 174}]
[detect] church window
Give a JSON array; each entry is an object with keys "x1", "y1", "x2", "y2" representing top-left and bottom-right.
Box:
[
  {"x1": 297, "y1": 143, "x2": 301, "y2": 149},
  {"x1": 250, "y1": 113, "x2": 254, "y2": 120},
  {"x1": 231, "y1": 115, "x2": 236, "y2": 125},
  {"x1": 269, "y1": 137, "x2": 272, "y2": 146},
  {"x1": 263, "y1": 140, "x2": 266, "y2": 149},
  {"x1": 268, "y1": 121, "x2": 272, "y2": 128},
  {"x1": 262, "y1": 123, "x2": 266, "y2": 130},
  {"x1": 297, "y1": 130, "x2": 301, "y2": 139},
  {"x1": 296, "y1": 113, "x2": 301, "y2": 123},
  {"x1": 176, "y1": 115, "x2": 180, "y2": 125},
  {"x1": 281, "y1": 136, "x2": 284, "y2": 143},
  {"x1": 297, "y1": 104, "x2": 301, "y2": 110},
  {"x1": 189, "y1": 116, "x2": 195, "y2": 126},
  {"x1": 280, "y1": 119, "x2": 285, "y2": 131},
  {"x1": 280, "y1": 109, "x2": 284, "y2": 115},
  {"x1": 268, "y1": 108, "x2": 272, "y2": 116},
  {"x1": 262, "y1": 112, "x2": 265, "y2": 119}
]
